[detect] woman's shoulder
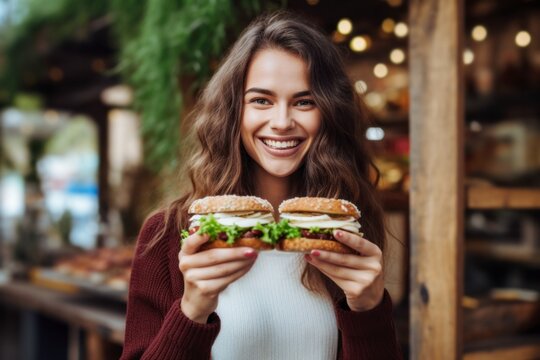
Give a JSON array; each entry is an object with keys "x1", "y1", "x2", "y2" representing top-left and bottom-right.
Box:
[
  {"x1": 137, "y1": 211, "x2": 166, "y2": 244},
  {"x1": 136, "y1": 207, "x2": 181, "y2": 252}
]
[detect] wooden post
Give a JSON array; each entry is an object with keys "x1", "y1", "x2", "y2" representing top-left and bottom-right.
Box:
[{"x1": 409, "y1": 0, "x2": 464, "y2": 358}]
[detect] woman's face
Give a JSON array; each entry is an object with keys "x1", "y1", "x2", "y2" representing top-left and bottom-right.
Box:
[{"x1": 241, "y1": 48, "x2": 321, "y2": 178}]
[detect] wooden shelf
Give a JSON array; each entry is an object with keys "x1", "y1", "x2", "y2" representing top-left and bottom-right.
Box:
[
  {"x1": 378, "y1": 186, "x2": 540, "y2": 211},
  {"x1": 464, "y1": 334, "x2": 540, "y2": 360},
  {"x1": 464, "y1": 297, "x2": 540, "y2": 343},
  {"x1": 467, "y1": 186, "x2": 540, "y2": 210},
  {"x1": 466, "y1": 240, "x2": 540, "y2": 268}
]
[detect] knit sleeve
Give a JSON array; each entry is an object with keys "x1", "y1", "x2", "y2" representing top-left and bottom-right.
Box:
[
  {"x1": 334, "y1": 289, "x2": 403, "y2": 360},
  {"x1": 121, "y1": 212, "x2": 221, "y2": 360}
]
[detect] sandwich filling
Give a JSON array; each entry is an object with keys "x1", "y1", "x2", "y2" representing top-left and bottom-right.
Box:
[
  {"x1": 181, "y1": 211, "x2": 363, "y2": 245},
  {"x1": 184, "y1": 212, "x2": 279, "y2": 245},
  {"x1": 280, "y1": 212, "x2": 362, "y2": 240}
]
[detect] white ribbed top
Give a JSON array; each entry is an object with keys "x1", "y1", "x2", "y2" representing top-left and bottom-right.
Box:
[{"x1": 212, "y1": 250, "x2": 338, "y2": 360}]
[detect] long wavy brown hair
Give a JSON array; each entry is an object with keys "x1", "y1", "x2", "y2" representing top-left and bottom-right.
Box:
[{"x1": 146, "y1": 11, "x2": 385, "y2": 297}]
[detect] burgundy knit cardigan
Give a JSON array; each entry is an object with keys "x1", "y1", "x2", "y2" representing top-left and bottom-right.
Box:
[{"x1": 120, "y1": 212, "x2": 402, "y2": 360}]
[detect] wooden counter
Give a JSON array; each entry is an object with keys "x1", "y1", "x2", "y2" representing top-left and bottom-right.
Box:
[
  {"x1": 0, "y1": 281, "x2": 125, "y2": 344},
  {"x1": 0, "y1": 281, "x2": 125, "y2": 360}
]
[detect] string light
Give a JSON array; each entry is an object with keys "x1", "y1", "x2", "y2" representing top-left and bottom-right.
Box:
[
  {"x1": 381, "y1": 18, "x2": 395, "y2": 33},
  {"x1": 394, "y1": 22, "x2": 408, "y2": 38},
  {"x1": 515, "y1": 31, "x2": 531, "y2": 47},
  {"x1": 390, "y1": 49, "x2": 405, "y2": 64},
  {"x1": 355, "y1": 80, "x2": 368, "y2": 94},
  {"x1": 350, "y1": 36, "x2": 369, "y2": 52},
  {"x1": 471, "y1": 25, "x2": 487, "y2": 42},
  {"x1": 463, "y1": 49, "x2": 474, "y2": 65},
  {"x1": 366, "y1": 127, "x2": 385, "y2": 141},
  {"x1": 337, "y1": 18, "x2": 353, "y2": 35},
  {"x1": 373, "y1": 63, "x2": 389, "y2": 78},
  {"x1": 470, "y1": 120, "x2": 482, "y2": 132},
  {"x1": 364, "y1": 92, "x2": 385, "y2": 110}
]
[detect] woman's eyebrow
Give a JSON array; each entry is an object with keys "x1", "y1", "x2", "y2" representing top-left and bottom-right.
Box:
[
  {"x1": 292, "y1": 90, "x2": 311, "y2": 98},
  {"x1": 244, "y1": 87, "x2": 312, "y2": 98},
  {"x1": 245, "y1": 87, "x2": 274, "y2": 96}
]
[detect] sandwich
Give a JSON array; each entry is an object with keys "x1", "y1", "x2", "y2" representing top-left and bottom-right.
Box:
[
  {"x1": 183, "y1": 195, "x2": 279, "y2": 251},
  {"x1": 277, "y1": 197, "x2": 362, "y2": 254}
]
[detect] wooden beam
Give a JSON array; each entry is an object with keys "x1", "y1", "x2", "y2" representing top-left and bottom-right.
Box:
[
  {"x1": 409, "y1": 0, "x2": 464, "y2": 358},
  {"x1": 467, "y1": 186, "x2": 540, "y2": 209}
]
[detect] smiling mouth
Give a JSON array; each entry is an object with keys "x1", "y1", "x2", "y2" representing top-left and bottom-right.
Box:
[{"x1": 260, "y1": 138, "x2": 302, "y2": 150}]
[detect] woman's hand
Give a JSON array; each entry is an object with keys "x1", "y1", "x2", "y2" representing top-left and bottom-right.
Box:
[
  {"x1": 179, "y1": 233, "x2": 258, "y2": 324},
  {"x1": 305, "y1": 230, "x2": 384, "y2": 312}
]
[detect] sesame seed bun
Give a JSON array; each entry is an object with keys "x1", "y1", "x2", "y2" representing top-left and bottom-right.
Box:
[
  {"x1": 278, "y1": 197, "x2": 360, "y2": 219},
  {"x1": 278, "y1": 238, "x2": 355, "y2": 254},
  {"x1": 188, "y1": 195, "x2": 273, "y2": 214}
]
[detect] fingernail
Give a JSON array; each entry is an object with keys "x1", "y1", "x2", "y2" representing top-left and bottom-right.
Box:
[
  {"x1": 335, "y1": 230, "x2": 342, "y2": 237},
  {"x1": 244, "y1": 250, "x2": 257, "y2": 258},
  {"x1": 304, "y1": 254, "x2": 312, "y2": 262},
  {"x1": 311, "y1": 250, "x2": 320, "y2": 257}
]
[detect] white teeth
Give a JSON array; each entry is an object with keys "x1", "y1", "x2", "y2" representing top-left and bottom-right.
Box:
[{"x1": 262, "y1": 139, "x2": 300, "y2": 149}]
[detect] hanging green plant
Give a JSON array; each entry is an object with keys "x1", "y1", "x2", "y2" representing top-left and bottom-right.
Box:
[
  {"x1": 1, "y1": 0, "x2": 284, "y2": 173},
  {"x1": 0, "y1": 0, "x2": 109, "y2": 105}
]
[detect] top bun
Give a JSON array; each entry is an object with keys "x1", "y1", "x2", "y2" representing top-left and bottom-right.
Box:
[
  {"x1": 279, "y1": 197, "x2": 361, "y2": 219},
  {"x1": 188, "y1": 195, "x2": 273, "y2": 214}
]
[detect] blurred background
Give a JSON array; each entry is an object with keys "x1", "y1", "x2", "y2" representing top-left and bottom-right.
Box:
[{"x1": 0, "y1": 0, "x2": 539, "y2": 359}]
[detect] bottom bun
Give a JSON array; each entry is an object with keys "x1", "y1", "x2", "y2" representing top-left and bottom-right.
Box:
[
  {"x1": 278, "y1": 238, "x2": 355, "y2": 254},
  {"x1": 199, "y1": 237, "x2": 274, "y2": 251}
]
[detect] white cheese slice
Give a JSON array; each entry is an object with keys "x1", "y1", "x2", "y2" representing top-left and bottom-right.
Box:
[
  {"x1": 280, "y1": 213, "x2": 362, "y2": 234},
  {"x1": 189, "y1": 212, "x2": 274, "y2": 228}
]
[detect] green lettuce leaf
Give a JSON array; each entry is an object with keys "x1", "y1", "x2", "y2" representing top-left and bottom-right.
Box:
[
  {"x1": 307, "y1": 227, "x2": 334, "y2": 235},
  {"x1": 182, "y1": 216, "x2": 308, "y2": 246},
  {"x1": 196, "y1": 214, "x2": 280, "y2": 245}
]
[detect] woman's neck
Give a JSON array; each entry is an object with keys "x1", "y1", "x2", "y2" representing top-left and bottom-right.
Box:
[{"x1": 253, "y1": 167, "x2": 291, "y2": 219}]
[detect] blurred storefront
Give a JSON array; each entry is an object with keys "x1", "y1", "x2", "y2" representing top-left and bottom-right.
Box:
[{"x1": 1, "y1": 0, "x2": 540, "y2": 359}]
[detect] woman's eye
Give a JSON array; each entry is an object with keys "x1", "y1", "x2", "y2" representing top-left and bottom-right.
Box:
[
  {"x1": 295, "y1": 99, "x2": 316, "y2": 107},
  {"x1": 251, "y1": 98, "x2": 271, "y2": 105}
]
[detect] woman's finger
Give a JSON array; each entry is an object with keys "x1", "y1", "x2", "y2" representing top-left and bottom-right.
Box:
[
  {"x1": 179, "y1": 247, "x2": 257, "y2": 270},
  {"x1": 196, "y1": 263, "x2": 255, "y2": 295},
  {"x1": 307, "y1": 254, "x2": 379, "y2": 282},
  {"x1": 310, "y1": 263, "x2": 358, "y2": 291},
  {"x1": 310, "y1": 250, "x2": 382, "y2": 273},
  {"x1": 333, "y1": 230, "x2": 382, "y2": 258},
  {"x1": 305, "y1": 254, "x2": 355, "y2": 280},
  {"x1": 180, "y1": 233, "x2": 210, "y2": 255},
  {"x1": 184, "y1": 259, "x2": 256, "y2": 281}
]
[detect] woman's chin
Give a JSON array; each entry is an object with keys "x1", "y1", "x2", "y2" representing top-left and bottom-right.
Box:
[{"x1": 259, "y1": 162, "x2": 301, "y2": 178}]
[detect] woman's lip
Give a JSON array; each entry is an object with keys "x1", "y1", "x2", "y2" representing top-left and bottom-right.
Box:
[
  {"x1": 259, "y1": 136, "x2": 305, "y2": 141},
  {"x1": 257, "y1": 138, "x2": 304, "y2": 157}
]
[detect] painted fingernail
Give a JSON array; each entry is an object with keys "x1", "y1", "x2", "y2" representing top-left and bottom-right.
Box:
[
  {"x1": 304, "y1": 254, "x2": 312, "y2": 262},
  {"x1": 244, "y1": 250, "x2": 257, "y2": 258},
  {"x1": 311, "y1": 250, "x2": 320, "y2": 257}
]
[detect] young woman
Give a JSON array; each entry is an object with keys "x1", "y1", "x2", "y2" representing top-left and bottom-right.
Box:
[{"x1": 121, "y1": 11, "x2": 402, "y2": 360}]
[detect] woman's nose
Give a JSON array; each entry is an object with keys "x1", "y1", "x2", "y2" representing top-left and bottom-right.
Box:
[{"x1": 270, "y1": 104, "x2": 295, "y2": 131}]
